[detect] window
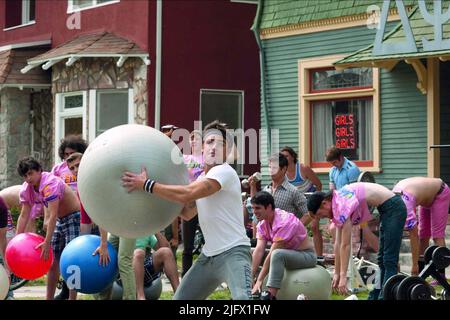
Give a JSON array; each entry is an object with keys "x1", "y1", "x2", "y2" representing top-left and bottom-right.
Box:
[
  {"x1": 67, "y1": 0, "x2": 119, "y2": 13},
  {"x1": 299, "y1": 55, "x2": 380, "y2": 173},
  {"x1": 88, "y1": 89, "x2": 134, "y2": 142},
  {"x1": 4, "y1": 0, "x2": 35, "y2": 29},
  {"x1": 200, "y1": 89, "x2": 244, "y2": 175},
  {"x1": 311, "y1": 98, "x2": 373, "y2": 166},
  {"x1": 95, "y1": 90, "x2": 129, "y2": 136},
  {"x1": 54, "y1": 89, "x2": 133, "y2": 162},
  {"x1": 310, "y1": 67, "x2": 373, "y2": 92},
  {"x1": 54, "y1": 92, "x2": 87, "y2": 162}
]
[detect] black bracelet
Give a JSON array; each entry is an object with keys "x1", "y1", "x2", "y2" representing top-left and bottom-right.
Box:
[
  {"x1": 150, "y1": 180, "x2": 156, "y2": 193},
  {"x1": 143, "y1": 179, "x2": 155, "y2": 193}
]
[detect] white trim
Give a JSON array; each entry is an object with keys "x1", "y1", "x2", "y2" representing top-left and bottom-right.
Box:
[
  {"x1": 3, "y1": 20, "x2": 36, "y2": 32},
  {"x1": 154, "y1": 0, "x2": 162, "y2": 129},
  {"x1": 230, "y1": 0, "x2": 258, "y2": 4},
  {"x1": 67, "y1": 0, "x2": 120, "y2": 14},
  {"x1": 88, "y1": 89, "x2": 96, "y2": 143},
  {"x1": 30, "y1": 53, "x2": 149, "y2": 64},
  {"x1": 55, "y1": 92, "x2": 87, "y2": 162},
  {"x1": 298, "y1": 55, "x2": 381, "y2": 172},
  {"x1": 66, "y1": 56, "x2": 80, "y2": 66},
  {"x1": 30, "y1": 109, "x2": 35, "y2": 157},
  {"x1": 22, "y1": 0, "x2": 28, "y2": 25},
  {"x1": 54, "y1": 93, "x2": 62, "y2": 163},
  {"x1": 42, "y1": 59, "x2": 63, "y2": 70},
  {"x1": 88, "y1": 88, "x2": 133, "y2": 142},
  {"x1": 0, "y1": 84, "x2": 51, "y2": 90},
  {"x1": 82, "y1": 92, "x2": 88, "y2": 141},
  {"x1": 20, "y1": 63, "x2": 40, "y2": 74},
  {"x1": 0, "y1": 40, "x2": 51, "y2": 53},
  {"x1": 22, "y1": 0, "x2": 31, "y2": 24},
  {"x1": 116, "y1": 56, "x2": 127, "y2": 67},
  {"x1": 200, "y1": 88, "x2": 246, "y2": 94},
  {"x1": 128, "y1": 88, "x2": 134, "y2": 124},
  {"x1": 22, "y1": 54, "x2": 150, "y2": 74}
]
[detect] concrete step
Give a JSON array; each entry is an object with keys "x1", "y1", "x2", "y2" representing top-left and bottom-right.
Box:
[{"x1": 400, "y1": 235, "x2": 450, "y2": 254}]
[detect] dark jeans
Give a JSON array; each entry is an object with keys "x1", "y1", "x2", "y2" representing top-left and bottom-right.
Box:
[
  {"x1": 368, "y1": 194, "x2": 406, "y2": 300},
  {"x1": 182, "y1": 215, "x2": 198, "y2": 277}
]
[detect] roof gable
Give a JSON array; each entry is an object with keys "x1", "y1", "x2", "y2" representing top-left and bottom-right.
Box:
[{"x1": 335, "y1": 1, "x2": 450, "y2": 66}]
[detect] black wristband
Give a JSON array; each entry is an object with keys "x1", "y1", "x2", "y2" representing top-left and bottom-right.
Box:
[
  {"x1": 150, "y1": 180, "x2": 156, "y2": 193},
  {"x1": 144, "y1": 179, "x2": 155, "y2": 193}
]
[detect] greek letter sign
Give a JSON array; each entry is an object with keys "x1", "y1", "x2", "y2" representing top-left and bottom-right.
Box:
[{"x1": 373, "y1": 0, "x2": 450, "y2": 55}]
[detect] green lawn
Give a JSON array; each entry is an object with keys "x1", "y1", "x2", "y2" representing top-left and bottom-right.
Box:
[
  {"x1": 15, "y1": 250, "x2": 448, "y2": 300},
  {"x1": 12, "y1": 250, "x2": 379, "y2": 300}
]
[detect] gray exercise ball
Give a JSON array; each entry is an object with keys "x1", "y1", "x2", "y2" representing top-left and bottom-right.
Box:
[
  {"x1": 78, "y1": 124, "x2": 189, "y2": 238},
  {"x1": 111, "y1": 277, "x2": 162, "y2": 300},
  {"x1": 264, "y1": 265, "x2": 332, "y2": 300}
]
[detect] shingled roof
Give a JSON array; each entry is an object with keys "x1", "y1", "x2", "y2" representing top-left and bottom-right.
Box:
[
  {"x1": 259, "y1": 0, "x2": 416, "y2": 30},
  {"x1": 22, "y1": 32, "x2": 149, "y2": 73},
  {"x1": 0, "y1": 47, "x2": 50, "y2": 86},
  {"x1": 28, "y1": 32, "x2": 147, "y2": 63}
]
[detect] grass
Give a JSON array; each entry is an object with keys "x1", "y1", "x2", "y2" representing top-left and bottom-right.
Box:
[
  {"x1": 15, "y1": 249, "x2": 447, "y2": 300},
  {"x1": 27, "y1": 277, "x2": 47, "y2": 286},
  {"x1": 12, "y1": 249, "x2": 373, "y2": 300}
]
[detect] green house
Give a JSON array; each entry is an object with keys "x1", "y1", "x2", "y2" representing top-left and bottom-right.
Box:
[{"x1": 253, "y1": 0, "x2": 449, "y2": 189}]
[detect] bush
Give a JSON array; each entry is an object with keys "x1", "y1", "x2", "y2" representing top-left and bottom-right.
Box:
[{"x1": 9, "y1": 206, "x2": 45, "y2": 236}]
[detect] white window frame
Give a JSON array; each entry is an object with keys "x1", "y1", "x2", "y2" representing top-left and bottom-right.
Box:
[
  {"x1": 298, "y1": 55, "x2": 381, "y2": 173},
  {"x1": 22, "y1": 0, "x2": 34, "y2": 24},
  {"x1": 67, "y1": 0, "x2": 120, "y2": 14},
  {"x1": 199, "y1": 89, "x2": 245, "y2": 176},
  {"x1": 88, "y1": 88, "x2": 134, "y2": 143},
  {"x1": 3, "y1": 0, "x2": 36, "y2": 31},
  {"x1": 54, "y1": 92, "x2": 88, "y2": 163},
  {"x1": 230, "y1": 0, "x2": 258, "y2": 4}
]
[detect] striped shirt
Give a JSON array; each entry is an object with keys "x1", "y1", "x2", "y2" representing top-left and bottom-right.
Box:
[{"x1": 263, "y1": 177, "x2": 308, "y2": 219}]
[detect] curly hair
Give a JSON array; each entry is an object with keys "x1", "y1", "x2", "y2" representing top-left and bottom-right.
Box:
[{"x1": 58, "y1": 135, "x2": 88, "y2": 160}]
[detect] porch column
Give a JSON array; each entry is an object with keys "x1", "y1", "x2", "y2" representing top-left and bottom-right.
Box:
[{"x1": 427, "y1": 58, "x2": 440, "y2": 178}]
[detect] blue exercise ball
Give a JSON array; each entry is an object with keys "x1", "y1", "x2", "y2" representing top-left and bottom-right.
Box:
[{"x1": 59, "y1": 235, "x2": 118, "y2": 294}]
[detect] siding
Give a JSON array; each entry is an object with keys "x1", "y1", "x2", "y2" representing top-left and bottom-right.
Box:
[
  {"x1": 260, "y1": 23, "x2": 428, "y2": 189},
  {"x1": 378, "y1": 61, "x2": 427, "y2": 187}
]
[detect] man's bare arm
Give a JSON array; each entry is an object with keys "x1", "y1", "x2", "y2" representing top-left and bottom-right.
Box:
[
  {"x1": 122, "y1": 167, "x2": 221, "y2": 204},
  {"x1": 16, "y1": 204, "x2": 31, "y2": 234}
]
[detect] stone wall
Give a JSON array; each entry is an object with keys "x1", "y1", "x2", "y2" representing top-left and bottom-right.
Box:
[
  {"x1": 52, "y1": 57, "x2": 148, "y2": 131},
  {"x1": 0, "y1": 88, "x2": 32, "y2": 188},
  {"x1": 31, "y1": 89, "x2": 53, "y2": 171}
]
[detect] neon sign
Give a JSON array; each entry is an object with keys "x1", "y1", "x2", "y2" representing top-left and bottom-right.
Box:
[{"x1": 334, "y1": 114, "x2": 356, "y2": 149}]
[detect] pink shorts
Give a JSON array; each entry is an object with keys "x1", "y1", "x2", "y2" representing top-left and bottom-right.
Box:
[
  {"x1": 392, "y1": 188, "x2": 418, "y2": 231},
  {"x1": 418, "y1": 183, "x2": 450, "y2": 239}
]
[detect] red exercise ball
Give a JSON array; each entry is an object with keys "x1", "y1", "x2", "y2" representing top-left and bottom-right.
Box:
[{"x1": 5, "y1": 233, "x2": 54, "y2": 280}]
